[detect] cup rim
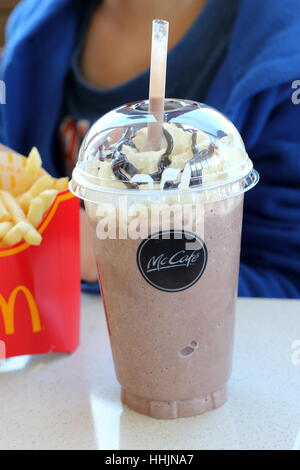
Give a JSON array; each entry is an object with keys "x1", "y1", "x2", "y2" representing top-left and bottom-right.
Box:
[{"x1": 69, "y1": 168, "x2": 259, "y2": 204}]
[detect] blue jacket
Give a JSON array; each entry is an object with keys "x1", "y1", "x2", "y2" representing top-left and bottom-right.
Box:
[{"x1": 1, "y1": 0, "x2": 300, "y2": 298}]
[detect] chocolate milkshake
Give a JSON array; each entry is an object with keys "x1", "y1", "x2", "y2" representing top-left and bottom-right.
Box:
[{"x1": 71, "y1": 98, "x2": 259, "y2": 419}]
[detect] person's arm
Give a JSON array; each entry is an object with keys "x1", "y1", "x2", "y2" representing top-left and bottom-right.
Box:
[{"x1": 238, "y1": 84, "x2": 300, "y2": 298}]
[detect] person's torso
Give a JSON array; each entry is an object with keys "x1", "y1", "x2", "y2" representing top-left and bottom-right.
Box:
[{"x1": 56, "y1": 0, "x2": 241, "y2": 175}]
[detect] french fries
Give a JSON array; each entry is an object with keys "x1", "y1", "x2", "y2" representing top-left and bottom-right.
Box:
[
  {"x1": 11, "y1": 147, "x2": 43, "y2": 197},
  {"x1": 0, "y1": 197, "x2": 11, "y2": 222},
  {"x1": 3, "y1": 221, "x2": 31, "y2": 246},
  {"x1": 0, "y1": 148, "x2": 69, "y2": 248},
  {"x1": 27, "y1": 190, "x2": 58, "y2": 227},
  {"x1": 0, "y1": 221, "x2": 13, "y2": 239},
  {"x1": 54, "y1": 177, "x2": 69, "y2": 191},
  {"x1": 17, "y1": 174, "x2": 54, "y2": 212},
  {"x1": 25, "y1": 147, "x2": 42, "y2": 174},
  {"x1": 0, "y1": 190, "x2": 42, "y2": 246}
]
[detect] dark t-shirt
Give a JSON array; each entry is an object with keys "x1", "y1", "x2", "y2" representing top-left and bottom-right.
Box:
[{"x1": 57, "y1": 0, "x2": 240, "y2": 175}]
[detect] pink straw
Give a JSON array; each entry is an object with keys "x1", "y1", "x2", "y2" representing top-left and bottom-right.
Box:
[{"x1": 148, "y1": 19, "x2": 169, "y2": 151}]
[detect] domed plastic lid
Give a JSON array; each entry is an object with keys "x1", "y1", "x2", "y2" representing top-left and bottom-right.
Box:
[{"x1": 70, "y1": 99, "x2": 259, "y2": 202}]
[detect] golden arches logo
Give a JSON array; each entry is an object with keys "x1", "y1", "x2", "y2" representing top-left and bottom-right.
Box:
[{"x1": 0, "y1": 286, "x2": 42, "y2": 335}]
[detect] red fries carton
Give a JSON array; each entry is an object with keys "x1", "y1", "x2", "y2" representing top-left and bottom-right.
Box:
[{"x1": 0, "y1": 148, "x2": 80, "y2": 358}]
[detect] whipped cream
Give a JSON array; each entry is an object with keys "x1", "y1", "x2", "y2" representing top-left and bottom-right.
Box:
[{"x1": 95, "y1": 122, "x2": 249, "y2": 190}]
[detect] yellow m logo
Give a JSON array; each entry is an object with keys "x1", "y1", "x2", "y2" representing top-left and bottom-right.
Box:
[{"x1": 0, "y1": 286, "x2": 42, "y2": 335}]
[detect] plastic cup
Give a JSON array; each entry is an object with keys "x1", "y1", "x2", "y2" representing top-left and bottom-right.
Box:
[{"x1": 70, "y1": 99, "x2": 259, "y2": 419}]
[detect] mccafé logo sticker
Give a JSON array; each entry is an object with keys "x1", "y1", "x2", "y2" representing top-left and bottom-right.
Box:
[
  {"x1": 137, "y1": 230, "x2": 208, "y2": 292},
  {"x1": 0, "y1": 286, "x2": 42, "y2": 335}
]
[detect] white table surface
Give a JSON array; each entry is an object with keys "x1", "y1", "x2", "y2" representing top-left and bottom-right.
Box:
[{"x1": 0, "y1": 295, "x2": 299, "y2": 451}]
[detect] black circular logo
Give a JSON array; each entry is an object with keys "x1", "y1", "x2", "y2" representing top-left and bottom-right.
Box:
[{"x1": 137, "y1": 230, "x2": 208, "y2": 292}]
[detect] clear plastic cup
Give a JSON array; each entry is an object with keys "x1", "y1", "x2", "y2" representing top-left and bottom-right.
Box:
[{"x1": 70, "y1": 99, "x2": 259, "y2": 419}]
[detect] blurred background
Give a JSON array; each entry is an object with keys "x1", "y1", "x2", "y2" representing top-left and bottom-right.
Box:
[{"x1": 0, "y1": 1, "x2": 19, "y2": 47}]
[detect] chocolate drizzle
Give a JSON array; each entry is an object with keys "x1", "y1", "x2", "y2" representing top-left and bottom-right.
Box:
[
  {"x1": 150, "y1": 128, "x2": 174, "y2": 182},
  {"x1": 109, "y1": 123, "x2": 222, "y2": 189},
  {"x1": 163, "y1": 181, "x2": 180, "y2": 190},
  {"x1": 112, "y1": 128, "x2": 140, "y2": 188},
  {"x1": 175, "y1": 124, "x2": 221, "y2": 186},
  {"x1": 189, "y1": 130, "x2": 203, "y2": 186},
  {"x1": 96, "y1": 145, "x2": 105, "y2": 162},
  {"x1": 186, "y1": 129, "x2": 215, "y2": 186}
]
